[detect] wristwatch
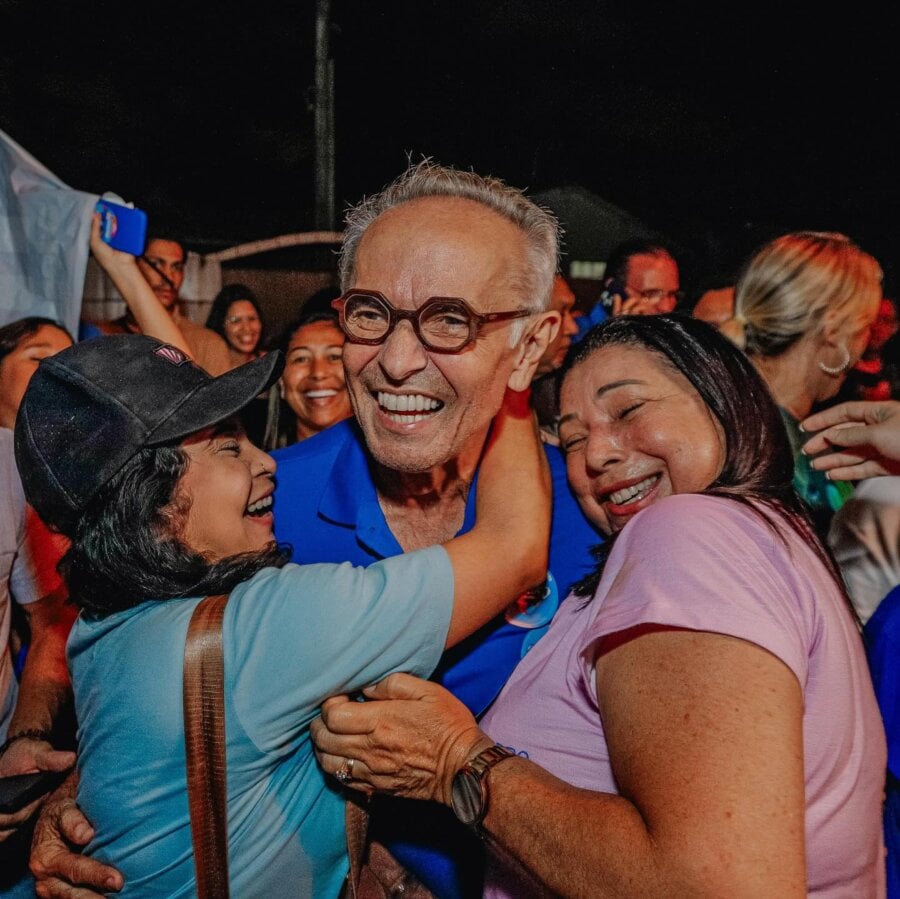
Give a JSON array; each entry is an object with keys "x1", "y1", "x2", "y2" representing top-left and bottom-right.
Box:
[{"x1": 450, "y1": 744, "x2": 515, "y2": 829}]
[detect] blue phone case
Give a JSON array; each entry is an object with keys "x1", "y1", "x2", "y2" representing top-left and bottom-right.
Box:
[{"x1": 95, "y1": 199, "x2": 148, "y2": 256}]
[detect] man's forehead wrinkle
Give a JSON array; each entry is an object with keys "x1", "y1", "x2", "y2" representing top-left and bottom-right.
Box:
[{"x1": 354, "y1": 201, "x2": 530, "y2": 309}]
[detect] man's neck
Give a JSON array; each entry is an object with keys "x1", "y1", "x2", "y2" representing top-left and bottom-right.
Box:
[{"x1": 373, "y1": 433, "x2": 486, "y2": 552}]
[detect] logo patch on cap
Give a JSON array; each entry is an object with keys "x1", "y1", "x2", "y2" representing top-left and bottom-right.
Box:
[{"x1": 155, "y1": 345, "x2": 189, "y2": 366}]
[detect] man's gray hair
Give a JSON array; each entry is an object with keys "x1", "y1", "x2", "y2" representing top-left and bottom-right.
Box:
[{"x1": 339, "y1": 161, "x2": 560, "y2": 344}]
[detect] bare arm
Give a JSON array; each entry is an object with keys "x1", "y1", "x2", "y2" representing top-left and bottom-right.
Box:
[
  {"x1": 313, "y1": 630, "x2": 806, "y2": 897},
  {"x1": 800, "y1": 399, "x2": 900, "y2": 479},
  {"x1": 0, "y1": 590, "x2": 77, "y2": 783},
  {"x1": 0, "y1": 513, "x2": 76, "y2": 840},
  {"x1": 442, "y1": 387, "x2": 551, "y2": 647},
  {"x1": 6, "y1": 591, "x2": 75, "y2": 737},
  {"x1": 89, "y1": 215, "x2": 192, "y2": 357}
]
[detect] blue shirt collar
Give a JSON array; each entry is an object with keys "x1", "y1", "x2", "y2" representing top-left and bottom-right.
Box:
[{"x1": 318, "y1": 420, "x2": 478, "y2": 558}]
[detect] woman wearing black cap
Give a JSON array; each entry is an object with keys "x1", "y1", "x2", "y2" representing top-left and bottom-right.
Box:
[{"x1": 13, "y1": 334, "x2": 550, "y2": 897}]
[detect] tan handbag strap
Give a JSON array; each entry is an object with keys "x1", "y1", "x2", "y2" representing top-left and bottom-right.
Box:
[
  {"x1": 183, "y1": 593, "x2": 230, "y2": 899},
  {"x1": 343, "y1": 795, "x2": 371, "y2": 898}
]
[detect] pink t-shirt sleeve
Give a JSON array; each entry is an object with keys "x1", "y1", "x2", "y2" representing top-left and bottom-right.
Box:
[{"x1": 579, "y1": 494, "x2": 815, "y2": 686}]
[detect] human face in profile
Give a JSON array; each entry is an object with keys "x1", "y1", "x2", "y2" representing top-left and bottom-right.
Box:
[
  {"x1": 559, "y1": 344, "x2": 725, "y2": 535},
  {"x1": 0, "y1": 324, "x2": 73, "y2": 429},
  {"x1": 281, "y1": 320, "x2": 352, "y2": 441},
  {"x1": 176, "y1": 422, "x2": 276, "y2": 560},
  {"x1": 537, "y1": 275, "x2": 579, "y2": 375}
]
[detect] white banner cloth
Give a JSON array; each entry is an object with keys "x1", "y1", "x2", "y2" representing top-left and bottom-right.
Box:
[{"x1": 0, "y1": 129, "x2": 98, "y2": 335}]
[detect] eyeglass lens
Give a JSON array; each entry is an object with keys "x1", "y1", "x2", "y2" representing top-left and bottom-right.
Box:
[{"x1": 343, "y1": 294, "x2": 473, "y2": 350}]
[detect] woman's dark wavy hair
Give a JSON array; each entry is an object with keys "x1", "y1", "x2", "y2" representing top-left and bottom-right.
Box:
[
  {"x1": 0, "y1": 317, "x2": 72, "y2": 363},
  {"x1": 205, "y1": 284, "x2": 266, "y2": 350},
  {"x1": 62, "y1": 444, "x2": 289, "y2": 618},
  {"x1": 561, "y1": 314, "x2": 847, "y2": 601}
]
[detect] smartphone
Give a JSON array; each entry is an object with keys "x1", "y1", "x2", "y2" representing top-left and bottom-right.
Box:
[
  {"x1": 0, "y1": 769, "x2": 69, "y2": 814},
  {"x1": 599, "y1": 278, "x2": 628, "y2": 312},
  {"x1": 95, "y1": 198, "x2": 148, "y2": 256}
]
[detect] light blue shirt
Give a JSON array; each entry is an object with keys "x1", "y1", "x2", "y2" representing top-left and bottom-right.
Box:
[
  {"x1": 68, "y1": 549, "x2": 453, "y2": 897},
  {"x1": 271, "y1": 419, "x2": 602, "y2": 897}
]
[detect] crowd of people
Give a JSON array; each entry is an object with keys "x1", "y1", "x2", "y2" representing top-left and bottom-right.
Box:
[{"x1": 0, "y1": 160, "x2": 898, "y2": 898}]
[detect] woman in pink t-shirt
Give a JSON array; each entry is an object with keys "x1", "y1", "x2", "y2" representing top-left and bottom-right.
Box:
[{"x1": 314, "y1": 314, "x2": 887, "y2": 898}]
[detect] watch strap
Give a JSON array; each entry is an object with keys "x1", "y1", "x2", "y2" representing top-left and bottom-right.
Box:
[
  {"x1": 451, "y1": 744, "x2": 515, "y2": 829},
  {"x1": 465, "y1": 744, "x2": 515, "y2": 778}
]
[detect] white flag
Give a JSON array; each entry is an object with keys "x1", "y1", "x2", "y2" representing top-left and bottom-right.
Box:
[{"x1": 0, "y1": 128, "x2": 98, "y2": 336}]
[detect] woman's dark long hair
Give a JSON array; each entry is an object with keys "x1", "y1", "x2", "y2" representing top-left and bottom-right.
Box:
[
  {"x1": 63, "y1": 444, "x2": 289, "y2": 618},
  {"x1": 562, "y1": 314, "x2": 846, "y2": 601}
]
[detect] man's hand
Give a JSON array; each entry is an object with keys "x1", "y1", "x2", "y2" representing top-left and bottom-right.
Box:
[
  {"x1": 311, "y1": 673, "x2": 492, "y2": 806},
  {"x1": 610, "y1": 292, "x2": 651, "y2": 316},
  {"x1": 30, "y1": 779, "x2": 123, "y2": 898},
  {"x1": 801, "y1": 400, "x2": 900, "y2": 480},
  {"x1": 89, "y1": 213, "x2": 137, "y2": 277},
  {"x1": 0, "y1": 736, "x2": 74, "y2": 842}
]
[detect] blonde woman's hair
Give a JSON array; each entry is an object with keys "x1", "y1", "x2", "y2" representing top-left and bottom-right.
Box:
[{"x1": 721, "y1": 231, "x2": 882, "y2": 357}]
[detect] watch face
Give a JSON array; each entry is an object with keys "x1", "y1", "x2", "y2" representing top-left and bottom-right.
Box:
[{"x1": 450, "y1": 769, "x2": 485, "y2": 827}]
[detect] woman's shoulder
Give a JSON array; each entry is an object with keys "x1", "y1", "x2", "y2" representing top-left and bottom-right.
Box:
[
  {"x1": 621, "y1": 493, "x2": 762, "y2": 541},
  {"x1": 591, "y1": 495, "x2": 827, "y2": 673},
  {"x1": 611, "y1": 494, "x2": 806, "y2": 577}
]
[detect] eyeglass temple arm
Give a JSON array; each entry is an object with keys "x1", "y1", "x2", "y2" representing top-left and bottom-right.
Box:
[{"x1": 139, "y1": 255, "x2": 177, "y2": 291}]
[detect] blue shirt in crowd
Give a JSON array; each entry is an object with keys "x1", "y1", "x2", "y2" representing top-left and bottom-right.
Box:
[
  {"x1": 272, "y1": 418, "x2": 601, "y2": 897},
  {"x1": 864, "y1": 584, "x2": 900, "y2": 898}
]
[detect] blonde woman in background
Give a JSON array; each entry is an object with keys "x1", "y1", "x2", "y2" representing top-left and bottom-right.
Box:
[{"x1": 721, "y1": 231, "x2": 882, "y2": 536}]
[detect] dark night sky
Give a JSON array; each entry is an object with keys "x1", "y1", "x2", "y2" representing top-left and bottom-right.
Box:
[{"x1": 2, "y1": 0, "x2": 899, "y2": 290}]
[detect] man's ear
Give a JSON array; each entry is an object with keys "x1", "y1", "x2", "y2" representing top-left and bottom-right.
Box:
[{"x1": 507, "y1": 311, "x2": 561, "y2": 392}]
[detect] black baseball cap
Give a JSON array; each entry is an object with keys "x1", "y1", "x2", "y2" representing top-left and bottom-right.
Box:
[{"x1": 15, "y1": 335, "x2": 284, "y2": 534}]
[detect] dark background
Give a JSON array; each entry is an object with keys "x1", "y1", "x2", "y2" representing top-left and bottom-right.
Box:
[{"x1": 2, "y1": 0, "x2": 898, "y2": 294}]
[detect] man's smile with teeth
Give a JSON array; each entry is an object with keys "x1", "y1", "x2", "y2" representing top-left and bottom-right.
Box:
[
  {"x1": 377, "y1": 390, "x2": 443, "y2": 422},
  {"x1": 606, "y1": 474, "x2": 659, "y2": 506}
]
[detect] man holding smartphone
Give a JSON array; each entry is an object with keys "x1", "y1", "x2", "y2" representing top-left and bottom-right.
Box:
[
  {"x1": 93, "y1": 235, "x2": 232, "y2": 376},
  {"x1": 575, "y1": 238, "x2": 684, "y2": 338}
]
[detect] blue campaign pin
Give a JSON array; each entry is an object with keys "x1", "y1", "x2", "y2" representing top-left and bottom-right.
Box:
[
  {"x1": 520, "y1": 624, "x2": 549, "y2": 657},
  {"x1": 506, "y1": 571, "x2": 560, "y2": 629}
]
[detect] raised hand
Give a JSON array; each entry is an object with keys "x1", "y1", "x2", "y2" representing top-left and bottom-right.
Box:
[{"x1": 801, "y1": 400, "x2": 900, "y2": 480}]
